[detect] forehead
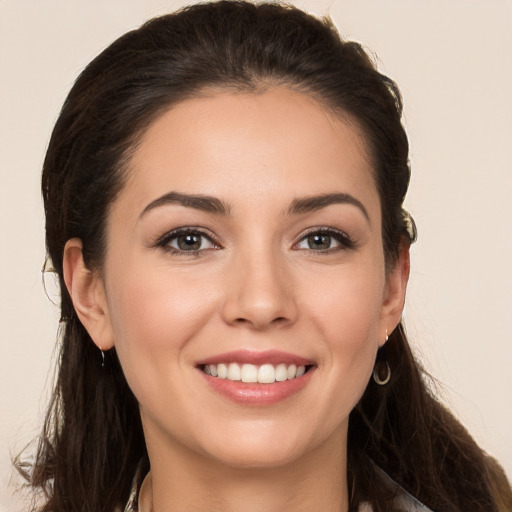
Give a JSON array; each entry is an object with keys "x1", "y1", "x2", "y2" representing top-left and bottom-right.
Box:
[{"x1": 120, "y1": 87, "x2": 378, "y2": 215}]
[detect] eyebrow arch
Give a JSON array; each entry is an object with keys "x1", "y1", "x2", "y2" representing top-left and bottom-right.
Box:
[
  {"x1": 139, "y1": 192, "x2": 231, "y2": 219},
  {"x1": 288, "y1": 193, "x2": 370, "y2": 221}
]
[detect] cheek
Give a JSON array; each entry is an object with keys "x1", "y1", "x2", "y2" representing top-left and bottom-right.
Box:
[
  {"x1": 306, "y1": 261, "x2": 385, "y2": 341},
  {"x1": 104, "y1": 264, "x2": 217, "y2": 390},
  {"x1": 303, "y1": 263, "x2": 384, "y2": 396},
  {"x1": 110, "y1": 276, "x2": 201, "y2": 344}
]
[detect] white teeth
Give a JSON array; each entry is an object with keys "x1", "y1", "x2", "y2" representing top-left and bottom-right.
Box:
[
  {"x1": 241, "y1": 364, "x2": 258, "y2": 383},
  {"x1": 227, "y1": 362, "x2": 241, "y2": 381},
  {"x1": 258, "y1": 364, "x2": 275, "y2": 384},
  {"x1": 203, "y1": 362, "x2": 309, "y2": 383},
  {"x1": 287, "y1": 364, "x2": 297, "y2": 379},
  {"x1": 217, "y1": 363, "x2": 227, "y2": 379},
  {"x1": 275, "y1": 363, "x2": 288, "y2": 382}
]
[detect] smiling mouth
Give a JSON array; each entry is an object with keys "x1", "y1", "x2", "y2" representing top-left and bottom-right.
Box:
[{"x1": 201, "y1": 363, "x2": 312, "y2": 384}]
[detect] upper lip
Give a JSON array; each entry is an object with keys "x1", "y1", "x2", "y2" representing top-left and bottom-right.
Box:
[{"x1": 196, "y1": 349, "x2": 314, "y2": 367}]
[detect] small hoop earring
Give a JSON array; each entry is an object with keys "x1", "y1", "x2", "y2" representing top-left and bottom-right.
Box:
[
  {"x1": 100, "y1": 347, "x2": 105, "y2": 368},
  {"x1": 373, "y1": 332, "x2": 391, "y2": 385},
  {"x1": 373, "y1": 361, "x2": 391, "y2": 385}
]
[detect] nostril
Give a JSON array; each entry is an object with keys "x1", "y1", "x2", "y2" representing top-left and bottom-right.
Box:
[{"x1": 233, "y1": 316, "x2": 286, "y2": 324}]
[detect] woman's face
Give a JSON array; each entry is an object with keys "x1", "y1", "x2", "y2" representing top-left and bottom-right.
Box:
[{"x1": 75, "y1": 88, "x2": 407, "y2": 469}]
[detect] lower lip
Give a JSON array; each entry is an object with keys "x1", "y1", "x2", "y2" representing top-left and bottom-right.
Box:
[{"x1": 200, "y1": 368, "x2": 315, "y2": 405}]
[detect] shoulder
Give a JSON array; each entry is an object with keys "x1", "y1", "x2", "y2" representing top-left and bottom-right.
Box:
[
  {"x1": 359, "y1": 492, "x2": 432, "y2": 511},
  {"x1": 359, "y1": 466, "x2": 433, "y2": 511}
]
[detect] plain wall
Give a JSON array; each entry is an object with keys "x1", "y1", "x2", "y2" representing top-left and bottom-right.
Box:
[{"x1": 1, "y1": 1, "x2": 511, "y2": 510}]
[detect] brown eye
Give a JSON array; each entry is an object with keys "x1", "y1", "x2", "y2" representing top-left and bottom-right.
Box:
[
  {"x1": 295, "y1": 228, "x2": 354, "y2": 252},
  {"x1": 306, "y1": 233, "x2": 332, "y2": 250},
  {"x1": 161, "y1": 229, "x2": 218, "y2": 253},
  {"x1": 176, "y1": 233, "x2": 202, "y2": 251}
]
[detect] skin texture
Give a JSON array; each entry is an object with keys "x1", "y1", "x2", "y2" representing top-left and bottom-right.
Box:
[{"x1": 63, "y1": 88, "x2": 409, "y2": 512}]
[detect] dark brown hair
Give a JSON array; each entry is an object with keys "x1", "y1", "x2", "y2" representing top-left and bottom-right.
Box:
[{"x1": 18, "y1": 2, "x2": 511, "y2": 511}]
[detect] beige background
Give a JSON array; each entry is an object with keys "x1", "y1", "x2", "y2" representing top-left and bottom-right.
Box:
[{"x1": 1, "y1": 0, "x2": 511, "y2": 509}]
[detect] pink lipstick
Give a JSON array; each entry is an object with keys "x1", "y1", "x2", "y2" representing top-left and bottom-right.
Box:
[{"x1": 196, "y1": 350, "x2": 315, "y2": 405}]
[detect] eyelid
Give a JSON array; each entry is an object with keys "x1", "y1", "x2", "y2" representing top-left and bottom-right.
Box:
[
  {"x1": 153, "y1": 225, "x2": 355, "y2": 254},
  {"x1": 155, "y1": 226, "x2": 221, "y2": 252},
  {"x1": 293, "y1": 226, "x2": 356, "y2": 251}
]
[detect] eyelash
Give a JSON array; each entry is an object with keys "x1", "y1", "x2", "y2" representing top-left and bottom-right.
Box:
[
  {"x1": 155, "y1": 227, "x2": 220, "y2": 256},
  {"x1": 294, "y1": 227, "x2": 356, "y2": 253},
  {"x1": 154, "y1": 226, "x2": 356, "y2": 256}
]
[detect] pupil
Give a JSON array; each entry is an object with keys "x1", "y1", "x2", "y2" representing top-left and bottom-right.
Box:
[
  {"x1": 308, "y1": 234, "x2": 330, "y2": 250},
  {"x1": 178, "y1": 234, "x2": 201, "y2": 250}
]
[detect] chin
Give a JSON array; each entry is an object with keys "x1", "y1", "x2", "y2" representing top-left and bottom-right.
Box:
[
  {"x1": 207, "y1": 443, "x2": 304, "y2": 470},
  {"x1": 198, "y1": 420, "x2": 330, "y2": 470}
]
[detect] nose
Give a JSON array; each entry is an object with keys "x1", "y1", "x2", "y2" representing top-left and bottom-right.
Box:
[{"x1": 221, "y1": 248, "x2": 298, "y2": 330}]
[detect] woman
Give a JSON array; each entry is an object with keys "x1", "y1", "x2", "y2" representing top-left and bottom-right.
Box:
[{"x1": 17, "y1": 1, "x2": 511, "y2": 511}]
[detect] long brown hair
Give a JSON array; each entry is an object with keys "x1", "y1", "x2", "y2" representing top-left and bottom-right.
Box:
[{"x1": 18, "y1": 2, "x2": 511, "y2": 511}]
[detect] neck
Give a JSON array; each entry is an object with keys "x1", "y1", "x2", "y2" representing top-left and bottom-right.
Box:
[{"x1": 141, "y1": 428, "x2": 349, "y2": 512}]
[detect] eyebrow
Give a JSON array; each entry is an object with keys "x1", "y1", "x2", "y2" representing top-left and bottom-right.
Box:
[
  {"x1": 139, "y1": 191, "x2": 369, "y2": 222},
  {"x1": 139, "y1": 192, "x2": 231, "y2": 219},
  {"x1": 288, "y1": 193, "x2": 370, "y2": 221}
]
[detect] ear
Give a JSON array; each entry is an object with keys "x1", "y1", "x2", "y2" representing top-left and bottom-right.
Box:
[
  {"x1": 379, "y1": 242, "x2": 410, "y2": 346},
  {"x1": 62, "y1": 238, "x2": 115, "y2": 350}
]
